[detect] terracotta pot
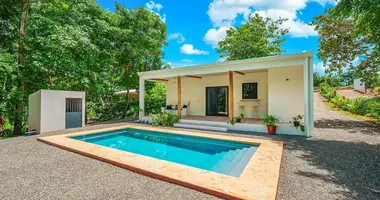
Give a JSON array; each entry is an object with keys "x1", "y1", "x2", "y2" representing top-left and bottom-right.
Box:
[{"x1": 267, "y1": 125, "x2": 277, "y2": 135}]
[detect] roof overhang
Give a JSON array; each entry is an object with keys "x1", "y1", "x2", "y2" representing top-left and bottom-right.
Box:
[
  {"x1": 114, "y1": 89, "x2": 138, "y2": 95},
  {"x1": 138, "y1": 52, "x2": 313, "y2": 80}
]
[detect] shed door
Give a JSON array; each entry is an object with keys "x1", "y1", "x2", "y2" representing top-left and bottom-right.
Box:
[{"x1": 65, "y1": 98, "x2": 82, "y2": 129}]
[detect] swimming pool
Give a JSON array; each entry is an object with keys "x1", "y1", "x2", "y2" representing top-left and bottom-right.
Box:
[{"x1": 72, "y1": 128, "x2": 258, "y2": 177}]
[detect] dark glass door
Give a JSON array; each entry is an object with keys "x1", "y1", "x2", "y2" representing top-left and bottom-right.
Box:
[{"x1": 206, "y1": 86, "x2": 228, "y2": 116}]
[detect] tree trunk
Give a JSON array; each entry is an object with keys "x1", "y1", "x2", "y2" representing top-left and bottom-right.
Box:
[
  {"x1": 123, "y1": 89, "x2": 130, "y2": 118},
  {"x1": 13, "y1": 0, "x2": 29, "y2": 135}
]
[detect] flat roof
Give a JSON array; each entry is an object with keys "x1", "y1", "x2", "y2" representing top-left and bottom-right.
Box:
[
  {"x1": 114, "y1": 89, "x2": 138, "y2": 95},
  {"x1": 139, "y1": 52, "x2": 313, "y2": 80}
]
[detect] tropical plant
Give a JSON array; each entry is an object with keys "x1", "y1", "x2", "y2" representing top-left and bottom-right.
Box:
[
  {"x1": 331, "y1": 96, "x2": 346, "y2": 109},
  {"x1": 227, "y1": 118, "x2": 238, "y2": 125},
  {"x1": 342, "y1": 100, "x2": 357, "y2": 114},
  {"x1": 127, "y1": 105, "x2": 142, "y2": 119},
  {"x1": 374, "y1": 87, "x2": 380, "y2": 96},
  {"x1": 262, "y1": 114, "x2": 280, "y2": 127},
  {"x1": 217, "y1": 13, "x2": 289, "y2": 61},
  {"x1": 151, "y1": 112, "x2": 179, "y2": 127},
  {"x1": 144, "y1": 82, "x2": 166, "y2": 115},
  {"x1": 292, "y1": 114, "x2": 303, "y2": 126}
]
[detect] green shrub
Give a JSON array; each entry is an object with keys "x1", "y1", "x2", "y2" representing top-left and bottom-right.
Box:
[
  {"x1": 151, "y1": 112, "x2": 179, "y2": 127},
  {"x1": 262, "y1": 114, "x2": 280, "y2": 126},
  {"x1": 144, "y1": 83, "x2": 166, "y2": 115},
  {"x1": 331, "y1": 95, "x2": 346, "y2": 108},
  {"x1": 342, "y1": 99, "x2": 357, "y2": 113},
  {"x1": 340, "y1": 85, "x2": 354, "y2": 89},
  {"x1": 320, "y1": 83, "x2": 337, "y2": 101},
  {"x1": 319, "y1": 83, "x2": 330, "y2": 94},
  {"x1": 86, "y1": 101, "x2": 136, "y2": 122},
  {"x1": 374, "y1": 87, "x2": 380, "y2": 95}
]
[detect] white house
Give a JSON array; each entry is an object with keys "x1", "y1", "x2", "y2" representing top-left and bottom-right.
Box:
[{"x1": 138, "y1": 52, "x2": 314, "y2": 137}]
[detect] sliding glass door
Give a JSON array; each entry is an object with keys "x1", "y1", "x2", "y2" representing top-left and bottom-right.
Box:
[{"x1": 206, "y1": 86, "x2": 228, "y2": 116}]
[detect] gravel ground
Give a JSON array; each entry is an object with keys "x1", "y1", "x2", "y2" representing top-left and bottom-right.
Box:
[{"x1": 0, "y1": 93, "x2": 379, "y2": 200}]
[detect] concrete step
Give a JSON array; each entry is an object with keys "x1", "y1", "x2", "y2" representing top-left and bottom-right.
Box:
[{"x1": 173, "y1": 123, "x2": 228, "y2": 132}]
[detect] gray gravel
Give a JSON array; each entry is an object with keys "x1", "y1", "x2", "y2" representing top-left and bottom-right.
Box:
[{"x1": 0, "y1": 93, "x2": 379, "y2": 200}]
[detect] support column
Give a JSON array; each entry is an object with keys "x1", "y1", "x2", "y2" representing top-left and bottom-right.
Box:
[
  {"x1": 177, "y1": 76, "x2": 181, "y2": 118},
  {"x1": 139, "y1": 76, "x2": 145, "y2": 121},
  {"x1": 303, "y1": 57, "x2": 314, "y2": 137},
  {"x1": 229, "y1": 71, "x2": 234, "y2": 120}
]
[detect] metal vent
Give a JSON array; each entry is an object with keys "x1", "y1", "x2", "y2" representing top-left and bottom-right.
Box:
[{"x1": 66, "y1": 98, "x2": 82, "y2": 113}]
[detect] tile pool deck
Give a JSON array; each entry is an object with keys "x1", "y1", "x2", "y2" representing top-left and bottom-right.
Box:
[{"x1": 38, "y1": 125, "x2": 283, "y2": 200}]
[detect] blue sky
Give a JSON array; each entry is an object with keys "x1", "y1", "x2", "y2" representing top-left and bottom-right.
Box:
[{"x1": 97, "y1": 0, "x2": 336, "y2": 74}]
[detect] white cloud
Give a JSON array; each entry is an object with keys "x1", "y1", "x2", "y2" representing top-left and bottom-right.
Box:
[
  {"x1": 203, "y1": 26, "x2": 232, "y2": 48},
  {"x1": 206, "y1": 0, "x2": 330, "y2": 39},
  {"x1": 181, "y1": 59, "x2": 193, "y2": 63},
  {"x1": 146, "y1": 1, "x2": 163, "y2": 11},
  {"x1": 168, "y1": 33, "x2": 186, "y2": 43},
  {"x1": 313, "y1": 61, "x2": 328, "y2": 73},
  {"x1": 312, "y1": 0, "x2": 338, "y2": 6},
  {"x1": 253, "y1": 9, "x2": 318, "y2": 38},
  {"x1": 145, "y1": 1, "x2": 166, "y2": 22},
  {"x1": 180, "y1": 44, "x2": 209, "y2": 55},
  {"x1": 207, "y1": 0, "x2": 307, "y2": 27}
]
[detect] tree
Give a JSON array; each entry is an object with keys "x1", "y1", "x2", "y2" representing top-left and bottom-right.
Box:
[
  {"x1": 334, "y1": 0, "x2": 380, "y2": 48},
  {"x1": 312, "y1": 8, "x2": 380, "y2": 87},
  {"x1": 111, "y1": 3, "x2": 166, "y2": 117},
  {"x1": 216, "y1": 13, "x2": 288, "y2": 61}
]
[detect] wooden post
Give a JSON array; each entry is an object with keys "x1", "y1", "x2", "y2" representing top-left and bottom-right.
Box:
[
  {"x1": 177, "y1": 76, "x2": 181, "y2": 118},
  {"x1": 229, "y1": 71, "x2": 234, "y2": 120}
]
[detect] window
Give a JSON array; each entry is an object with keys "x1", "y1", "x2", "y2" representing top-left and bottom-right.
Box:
[{"x1": 242, "y1": 82, "x2": 258, "y2": 99}]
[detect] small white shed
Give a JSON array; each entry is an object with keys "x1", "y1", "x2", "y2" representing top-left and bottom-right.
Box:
[
  {"x1": 354, "y1": 78, "x2": 366, "y2": 92},
  {"x1": 28, "y1": 90, "x2": 85, "y2": 134}
]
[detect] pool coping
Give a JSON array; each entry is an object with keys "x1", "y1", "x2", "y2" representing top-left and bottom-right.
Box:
[{"x1": 38, "y1": 125, "x2": 283, "y2": 200}]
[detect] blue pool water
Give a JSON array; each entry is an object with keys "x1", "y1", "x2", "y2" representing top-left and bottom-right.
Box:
[{"x1": 72, "y1": 128, "x2": 258, "y2": 177}]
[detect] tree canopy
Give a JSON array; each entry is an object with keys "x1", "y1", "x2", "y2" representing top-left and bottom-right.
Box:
[
  {"x1": 312, "y1": 2, "x2": 380, "y2": 85},
  {"x1": 0, "y1": 0, "x2": 167, "y2": 135},
  {"x1": 216, "y1": 13, "x2": 289, "y2": 61}
]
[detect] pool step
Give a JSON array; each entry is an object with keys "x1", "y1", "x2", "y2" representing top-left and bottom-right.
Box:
[
  {"x1": 229, "y1": 147, "x2": 257, "y2": 177},
  {"x1": 210, "y1": 147, "x2": 256, "y2": 177},
  {"x1": 211, "y1": 149, "x2": 242, "y2": 173},
  {"x1": 173, "y1": 123, "x2": 228, "y2": 132},
  {"x1": 174, "y1": 119, "x2": 228, "y2": 132}
]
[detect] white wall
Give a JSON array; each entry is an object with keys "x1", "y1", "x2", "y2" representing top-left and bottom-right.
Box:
[
  {"x1": 28, "y1": 90, "x2": 85, "y2": 133},
  {"x1": 268, "y1": 65, "x2": 304, "y2": 122},
  {"x1": 233, "y1": 71, "x2": 268, "y2": 118},
  {"x1": 28, "y1": 90, "x2": 41, "y2": 132},
  {"x1": 166, "y1": 71, "x2": 269, "y2": 118},
  {"x1": 354, "y1": 79, "x2": 365, "y2": 90}
]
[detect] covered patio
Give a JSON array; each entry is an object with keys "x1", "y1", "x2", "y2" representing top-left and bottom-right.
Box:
[{"x1": 138, "y1": 52, "x2": 314, "y2": 136}]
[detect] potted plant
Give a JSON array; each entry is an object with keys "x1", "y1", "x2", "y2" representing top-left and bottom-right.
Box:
[
  {"x1": 236, "y1": 113, "x2": 245, "y2": 123},
  {"x1": 292, "y1": 114, "x2": 303, "y2": 127},
  {"x1": 292, "y1": 114, "x2": 305, "y2": 132},
  {"x1": 263, "y1": 114, "x2": 280, "y2": 135}
]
